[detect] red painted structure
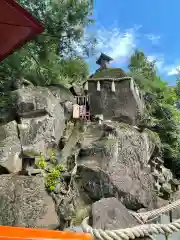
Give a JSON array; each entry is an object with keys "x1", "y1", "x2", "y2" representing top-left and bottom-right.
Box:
[{"x1": 0, "y1": 0, "x2": 44, "y2": 62}]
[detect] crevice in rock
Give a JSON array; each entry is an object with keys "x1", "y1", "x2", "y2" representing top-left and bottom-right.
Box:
[
  {"x1": 0, "y1": 166, "x2": 9, "y2": 174},
  {"x1": 19, "y1": 109, "x2": 48, "y2": 118},
  {"x1": 57, "y1": 120, "x2": 84, "y2": 164},
  {"x1": 14, "y1": 115, "x2": 24, "y2": 173}
]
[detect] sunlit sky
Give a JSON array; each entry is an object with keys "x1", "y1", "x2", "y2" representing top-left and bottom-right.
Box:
[{"x1": 87, "y1": 0, "x2": 180, "y2": 85}]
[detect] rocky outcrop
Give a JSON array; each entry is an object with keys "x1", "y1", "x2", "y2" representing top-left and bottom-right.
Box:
[
  {"x1": 90, "y1": 197, "x2": 139, "y2": 230},
  {"x1": 77, "y1": 122, "x2": 157, "y2": 210},
  {"x1": 0, "y1": 82, "x2": 177, "y2": 231},
  {"x1": 49, "y1": 84, "x2": 75, "y2": 121},
  {"x1": 0, "y1": 84, "x2": 77, "y2": 229},
  {"x1": 49, "y1": 84, "x2": 75, "y2": 104},
  {"x1": 2, "y1": 86, "x2": 66, "y2": 160},
  {"x1": 0, "y1": 175, "x2": 59, "y2": 229}
]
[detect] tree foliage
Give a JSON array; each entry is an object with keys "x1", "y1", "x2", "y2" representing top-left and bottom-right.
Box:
[
  {"x1": 128, "y1": 50, "x2": 180, "y2": 177},
  {"x1": 0, "y1": 0, "x2": 95, "y2": 90},
  {"x1": 128, "y1": 50, "x2": 156, "y2": 81}
]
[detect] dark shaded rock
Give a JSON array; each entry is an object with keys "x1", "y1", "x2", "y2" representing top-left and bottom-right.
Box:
[
  {"x1": 78, "y1": 165, "x2": 143, "y2": 210},
  {"x1": 90, "y1": 197, "x2": 139, "y2": 230},
  {"x1": 13, "y1": 78, "x2": 33, "y2": 90},
  {"x1": 70, "y1": 85, "x2": 84, "y2": 96},
  {"x1": 0, "y1": 121, "x2": 22, "y2": 173},
  {"x1": 51, "y1": 188, "x2": 77, "y2": 230},
  {"x1": 0, "y1": 175, "x2": 59, "y2": 228},
  {"x1": 0, "y1": 94, "x2": 15, "y2": 124}
]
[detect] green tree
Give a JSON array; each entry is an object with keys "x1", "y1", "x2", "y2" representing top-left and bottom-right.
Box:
[
  {"x1": 0, "y1": 0, "x2": 95, "y2": 89},
  {"x1": 128, "y1": 50, "x2": 180, "y2": 177},
  {"x1": 128, "y1": 50, "x2": 156, "y2": 81}
]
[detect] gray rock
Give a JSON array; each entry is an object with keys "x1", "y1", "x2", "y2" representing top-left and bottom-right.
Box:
[
  {"x1": 12, "y1": 86, "x2": 62, "y2": 118},
  {"x1": 78, "y1": 122, "x2": 157, "y2": 210},
  {"x1": 90, "y1": 197, "x2": 139, "y2": 230},
  {"x1": 77, "y1": 165, "x2": 116, "y2": 201},
  {"x1": 48, "y1": 85, "x2": 75, "y2": 104},
  {"x1": 48, "y1": 85, "x2": 75, "y2": 120},
  {"x1": 64, "y1": 101, "x2": 73, "y2": 120},
  {"x1": 0, "y1": 175, "x2": 59, "y2": 228},
  {"x1": 12, "y1": 86, "x2": 65, "y2": 155},
  {"x1": 0, "y1": 121, "x2": 22, "y2": 173},
  {"x1": 51, "y1": 189, "x2": 76, "y2": 230}
]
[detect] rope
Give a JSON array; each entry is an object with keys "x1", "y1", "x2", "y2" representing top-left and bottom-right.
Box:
[
  {"x1": 82, "y1": 217, "x2": 180, "y2": 240},
  {"x1": 129, "y1": 212, "x2": 156, "y2": 240},
  {"x1": 81, "y1": 199, "x2": 180, "y2": 239},
  {"x1": 131, "y1": 199, "x2": 180, "y2": 223}
]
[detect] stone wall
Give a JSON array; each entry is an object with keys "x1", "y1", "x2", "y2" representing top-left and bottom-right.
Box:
[{"x1": 87, "y1": 79, "x2": 144, "y2": 125}]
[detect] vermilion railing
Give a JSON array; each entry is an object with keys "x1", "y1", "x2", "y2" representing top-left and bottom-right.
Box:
[{"x1": 0, "y1": 226, "x2": 92, "y2": 240}]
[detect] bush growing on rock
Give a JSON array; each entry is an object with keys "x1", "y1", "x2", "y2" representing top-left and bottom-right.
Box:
[
  {"x1": 35, "y1": 153, "x2": 47, "y2": 169},
  {"x1": 35, "y1": 150, "x2": 67, "y2": 191}
]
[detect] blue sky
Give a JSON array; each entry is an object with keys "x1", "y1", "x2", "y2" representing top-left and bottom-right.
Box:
[{"x1": 87, "y1": 0, "x2": 180, "y2": 85}]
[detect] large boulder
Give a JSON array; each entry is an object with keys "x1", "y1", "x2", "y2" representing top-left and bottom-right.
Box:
[
  {"x1": 48, "y1": 84, "x2": 75, "y2": 104},
  {"x1": 12, "y1": 86, "x2": 63, "y2": 118},
  {"x1": 0, "y1": 175, "x2": 59, "y2": 229},
  {"x1": 12, "y1": 87, "x2": 65, "y2": 155},
  {"x1": 78, "y1": 122, "x2": 157, "y2": 210},
  {"x1": 48, "y1": 85, "x2": 75, "y2": 120},
  {"x1": 90, "y1": 197, "x2": 139, "y2": 230},
  {"x1": 0, "y1": 121, "x2": 22, "y2": 173}
]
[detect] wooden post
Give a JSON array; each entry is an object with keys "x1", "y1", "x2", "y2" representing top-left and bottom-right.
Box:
[
  {"x1": 165, "y1": 194, "x2": 173, "y2": 240},
  {"x1": 169, "y1": 196, "x2": 173, "y2": 223},
  {"x1": 165, "y1": 233, "x2": 169, "y2": 240}
]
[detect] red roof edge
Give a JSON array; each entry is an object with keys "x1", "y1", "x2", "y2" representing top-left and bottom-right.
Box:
[
  {"x1": 0, "y1": 0, "x2": 44, "y2": 62},
  {"x1": 6, "y1": 0, "x2": 44, "y2": 34}
]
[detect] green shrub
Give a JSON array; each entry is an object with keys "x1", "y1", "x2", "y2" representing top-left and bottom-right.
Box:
[
  {"x1": 45, "y1": 164, "x2": 66, "y2": 191},
  {"x1": 49, "y1": 148, "x2": 56, "y2": 164},
  {"x1": 35, "y1": 152, "x2": 46, "y2": 169}
]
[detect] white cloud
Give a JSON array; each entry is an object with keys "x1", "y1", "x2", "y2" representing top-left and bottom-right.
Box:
[
  {"x1": 167, "y1": 66, "x2": 180, "y2": 76},
  {"x1": 167, "y1": 68, "x2": 178, "y2": 76},
  {"x1": 95, "y1": 25, "x2": 141, "y2": 64},
  {"x1": 147, "y1": 55, "x2": 180, "y2": 76},
  {"x1": 83, "y1": 25, "x2": 180, "y2": 78},
  {"x1": 147, "y1": 54, "x2": 180, "y2": 77},
  {"x1": 147, "y1": 55, "x2": 156, "y2": 62},
  {"x1": 146, "y1": 34, "x2": 161, "y2": 45}
]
